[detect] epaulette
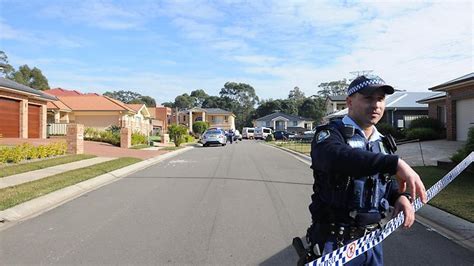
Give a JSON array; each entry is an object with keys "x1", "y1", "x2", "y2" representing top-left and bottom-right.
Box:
[{"x1": 328, "y1": 119, "x2": 355, "y2": 140}]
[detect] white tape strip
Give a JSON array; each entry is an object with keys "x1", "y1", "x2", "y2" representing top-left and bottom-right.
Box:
[{"x1": 307, "y1": 152, "x2": 474, "y2": 266}]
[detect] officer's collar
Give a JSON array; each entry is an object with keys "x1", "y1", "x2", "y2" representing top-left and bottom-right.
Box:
[{"x1": 342, "y1": 115, "x2": 381, "y2": 141}]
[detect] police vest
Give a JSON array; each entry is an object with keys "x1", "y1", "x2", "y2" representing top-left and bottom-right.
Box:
[{"x1": 315, "y1": 120, "x2": 396, "y2": 225}]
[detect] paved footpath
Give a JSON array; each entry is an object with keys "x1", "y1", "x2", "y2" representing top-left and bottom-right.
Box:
[{"x1": 0, "y1": 157, "x2": 116, "y2": 189}]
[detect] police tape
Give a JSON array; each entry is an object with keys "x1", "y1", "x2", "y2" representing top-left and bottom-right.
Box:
[{"x1": 307, "y1": 151, "x2": 474, "y2": 266}]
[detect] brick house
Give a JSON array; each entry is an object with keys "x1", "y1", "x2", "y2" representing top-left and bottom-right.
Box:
[
  {"x1": 418, "y1": 73, "x2": 474, "y2": 141},
  {"x1": 325, "y1": 95, "x2": 347, "y2": 115},
  {"x1": 325, "y1": 91, "x2": 438, "y2": 128},
  {"x1": 177, "y1": 107, "x2": 236, "y2": 132},
  {"x1": 147, "y1": 106, "x2": 172, "y2": 136},
  {"x1": 0, "y1": 77, "x2": 57, "y2": 138}
]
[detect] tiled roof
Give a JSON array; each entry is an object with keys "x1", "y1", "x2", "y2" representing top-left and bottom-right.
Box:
[
  {"x1": 416, "y1": 92, "x2": 446, "y2": 104},
  {"x1": 204, "y1": 108, "x2": 233, "y2": 115},
  {"x1": 126, "y1": 104, "x2": 145, "y2": 112},
  {"x1": 256, "y1": 112, "x2": 313, "y2": 122},
  {"x1": 429, "y1": 72, "x2": 474, "y2": 91},
  {"x1": 56, "y1": 95, "x2": 135, "y2": 112},
  {"x1": 327, "y1": 95, "x2": 347, "y2": 101},
  {"x1": 325, "y1": 91, "x2": 437, "y2": 119},
  {"x1": 47, "y1": 100, "x2": 72, "y2": 111},
  {"x1": 0, "y1": 77, "x2": 57, "y2": 101},
  {"x1": 44, "y1": 88, "x2": 83, "y2": 96}
]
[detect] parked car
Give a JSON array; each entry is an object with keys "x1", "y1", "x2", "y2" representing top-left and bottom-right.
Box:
[
  {"x1": 242, "y1": 127, "x2": 255, "y2": 139},
  {"x1": 201, "y1": 129, "x2": 227, "y2": 147},
  {"x1": 273, "y1": 131, "x2": 295, "y2": 140},
  {"x1": 234, "y1": 129, "x2": 243, "y2": 141},
  {"x1": 254, "y1": 127, "x2": 273, "y2": 140}
]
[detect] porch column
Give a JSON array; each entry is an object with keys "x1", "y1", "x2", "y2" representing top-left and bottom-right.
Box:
[
  {"x1": 202, "y1": 111, "x2": 206, "y2": 123},
  {"x1": 273, "y1": 120, "x2": 276, "y2": 129},
  {"x1": 189, "y1": 111, "x2": 193, "y2": 132},
  {"x1": 333, "y1": 102, "x2": 337, "y2": 112},
  {"x1": 54, "y1": 111, "x2": 60, "y2": 123}
]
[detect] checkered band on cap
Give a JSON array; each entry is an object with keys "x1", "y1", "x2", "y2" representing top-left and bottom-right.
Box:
[{"x1": 347, "y1": 76, "x2": 387, "y2": 96}]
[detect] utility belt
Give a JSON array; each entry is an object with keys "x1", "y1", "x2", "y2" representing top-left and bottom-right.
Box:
[
  {"x1": 327, "y1": 223, "x2": 380, "y2": 247},
  {"x1": 306, "y1": 222, "x2": 381, "y2": 251}
]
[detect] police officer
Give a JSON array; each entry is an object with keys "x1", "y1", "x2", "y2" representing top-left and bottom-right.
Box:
[{"x1": 307, "y1": 75, "x2": 427, "y2": 265}]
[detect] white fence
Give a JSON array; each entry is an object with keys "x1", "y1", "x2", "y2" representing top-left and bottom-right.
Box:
[{"x1": 48, "y1": 123, "x2": 68, "y2": 136}]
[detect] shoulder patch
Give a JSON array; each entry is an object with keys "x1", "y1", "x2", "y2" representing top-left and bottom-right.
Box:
[{"x1": 316, "y1": 130, "x2": 330, "y2": 143}]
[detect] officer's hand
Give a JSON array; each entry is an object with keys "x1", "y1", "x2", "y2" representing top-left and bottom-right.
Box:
[
  {"x1": 394, "y1": 195, "x2": 415, "y2": 228},
  {"x1": 396, "y1": 159, "x2": 428, "y2": 204}
]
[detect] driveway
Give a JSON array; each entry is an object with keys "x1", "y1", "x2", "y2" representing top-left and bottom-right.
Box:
[{"x1": 396, "y1": 139, "x2": 465, "y2": 166}]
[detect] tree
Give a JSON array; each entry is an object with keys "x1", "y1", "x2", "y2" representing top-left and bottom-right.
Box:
[
  {"x1": 255, "y1": 99, "x2": 282, "y2": 118},
  {"x1": 0, "y1": 51, "x2": 14, "y2": 78},
  {"x1": 11, "y1": 65, "x2": 50, "y2": 90},
  {"x1": 103, "y1": 90, "x2": 142, "y2": 103},
  {"x1": 162, "y1": 102, "x2": 175, "y2": 108},
  {"x1": 219, "y1": 82, "x2": 259, "y2": 130},
  {"x1": 298, "y1": 97, "x2": 325, "y2": 125},
  {"x1": 129, "y1": 96, "x2": 156, "y2": 107},
  {"x1": 190, "y1": 89, "x2": 209, "y2": 107},
  {"x1": 168, "y1": 124, "x2": 188, "y2": 147},
  {"x1": 316, "y1": 79, "x2": 349, "y2": 97},
  {"x1": 288, "y1": 86, "x2": 305, "y2": 101},
  {"x1": 174, "y1": 93, "x2": 194, "y2": 110}
]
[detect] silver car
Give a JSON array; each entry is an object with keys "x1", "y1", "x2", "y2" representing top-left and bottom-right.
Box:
[{"x1": 201, "y1": 129, "x2": 227, "y2": 147}]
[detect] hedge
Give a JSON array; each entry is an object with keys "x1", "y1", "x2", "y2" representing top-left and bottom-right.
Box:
[{"x1": 0, "y1": 142, "x2": 67, "y2": 164}]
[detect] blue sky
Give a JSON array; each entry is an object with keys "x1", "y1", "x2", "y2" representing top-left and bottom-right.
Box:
[{"x1": 0, "y1": 0, "x2": 472, "y2": 104}]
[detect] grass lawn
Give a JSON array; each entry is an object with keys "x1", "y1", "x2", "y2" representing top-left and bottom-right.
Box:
[
  {"x1": 414, "y1": 166, "x2": 474, "y2": 222},
  {"x1": 0, "y1": 154, "x2": 97, "y2": 178},
  {"x1": 130, "y1": 144, "x2": 151, "y2": 149},
  {"x1": 274, "y1": 141, "x2": 311, "y2": 155},
  {"x1": 0, "y1": 157, "x2": 141, "y2": 210},
  {"x1": 162, "y1": 146, "x2": 183, "y2": 151}
]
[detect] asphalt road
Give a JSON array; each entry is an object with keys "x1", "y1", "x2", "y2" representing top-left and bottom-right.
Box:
[{"x1": 1, "y1": 141, "x2": 473, "y2": 265}]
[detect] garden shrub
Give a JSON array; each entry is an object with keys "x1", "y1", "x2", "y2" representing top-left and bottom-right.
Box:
[
  {"x1": 0, "y1": 142, "x2": 67, "y2": 164},
  {"x1": 168, "y1": 124, "x2": 188, "y2": 147},
  {"x1": 451, "y1": 127, "x2": 474, "y2": 164},
  {"x1": 405, "y1": 128, "x2": 440, "y2": 141},
  {"x1": 184, "y1": 135, "x2": 195, "y2": 143},
  {"x1": 409, "y1": 117, "x2": 443, "y2": 131},
  {"x1": 192, "y1": 121, "x2": 209, "y2": 137},
  {"x1": 132, "y1": 132, "x2": 148, "y2": 146}
]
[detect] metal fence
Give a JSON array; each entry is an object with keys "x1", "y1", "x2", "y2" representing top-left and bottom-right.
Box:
[{"x1": 274, "y1": 138, "x2": 312, "y2": 155}]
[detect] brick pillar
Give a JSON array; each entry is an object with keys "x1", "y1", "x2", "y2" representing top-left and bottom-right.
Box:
[
  {"x1": 446, "y1": 94, "x2": 455, "y2": 140},
  {"x1": 121, "y1": 127, "x2": 131, "y2": 148},
  {"x1": 67, "y1": 124, "x2": 84, "y2": 154},
  {"x1": 161, "y1": 133, "x2": 170, "y2": 144}
]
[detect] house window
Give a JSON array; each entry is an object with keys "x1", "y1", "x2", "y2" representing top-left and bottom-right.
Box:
[
  {"x1": 224, "y1": 116, "x2": 228, "y2": 123},
  {"x1": 211, "y1": 116, "x2": 215, "y2": 123},
  {"x1": 437, "y1": 106, "x2": 446, "y2": 126},
  {"x1": 183, "y1": 115, "x2": 186, "y2": 122},
  {"x1": 292, "y1": 121, "x2": 298, "y2": 126}
]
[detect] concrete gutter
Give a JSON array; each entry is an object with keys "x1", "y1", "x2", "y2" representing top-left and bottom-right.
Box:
[
  {"x1": 0, "y1": 146, "x2": 193, "y2": 229},
  {"x1": 268, "y1": 143, "x2": 474, "y2": 252}
]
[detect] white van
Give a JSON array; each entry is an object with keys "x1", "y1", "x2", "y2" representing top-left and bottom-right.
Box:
[
  {"x1": 254, "y1": 127, "x2": 273, "y2": 140},
  {"x1": 242, "y1": 127, "x2": 255, "y2": 139}
]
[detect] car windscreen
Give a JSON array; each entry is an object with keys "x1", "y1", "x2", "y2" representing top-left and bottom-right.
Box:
[{"x1": 206, "y1": 130, "x2": 222, "y2": 134}]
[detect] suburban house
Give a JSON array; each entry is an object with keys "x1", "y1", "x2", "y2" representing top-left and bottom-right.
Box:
[
  {"x1": 177, "y1": 107, "x2": 236, "y2": 132},
  {"x1": 325, "y1": 95, "x2": 347, "y2": 115},
  {"x1": 325, "y1": 91, "x2": 438, "y2": 129},
  {"x1": 44, "y1": 88, "x2": 151, "y2": 136},
  {"x1": 418, "y1": 73, "x2": 474, "y2": 141},
  {"x1": 254, "y1": 112, "x2": 314, "y2": 133},
  {"x1": 125, "y1": 103, "x2": 152, "y2": 135},
  {"x1": 148, "y1": 106, "x2": 172, "y2": 136},
  {"x1": 0, "y1": 77, "x2": 57, "y2": 138}
]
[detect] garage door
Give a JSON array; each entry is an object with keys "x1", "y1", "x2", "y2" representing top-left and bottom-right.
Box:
[
  {"x1": 28, "y1": 104, "x2": 41, "y2": 138},
  {"x1": 0, "y1": 97, "x2": 20, "y2": 138},
  {"x1": 456, "y1": 98, "x2": 474, "y2": 141}
]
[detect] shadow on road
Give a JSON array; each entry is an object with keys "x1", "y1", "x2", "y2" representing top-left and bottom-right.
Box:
[{"x1": 259, "y1": 243, "x2": 299, "y2": 266}]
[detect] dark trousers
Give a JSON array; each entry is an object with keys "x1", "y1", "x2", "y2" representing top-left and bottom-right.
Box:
[{"x1": 322, "y1": 236, "x2": 383, "y2": 266}]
